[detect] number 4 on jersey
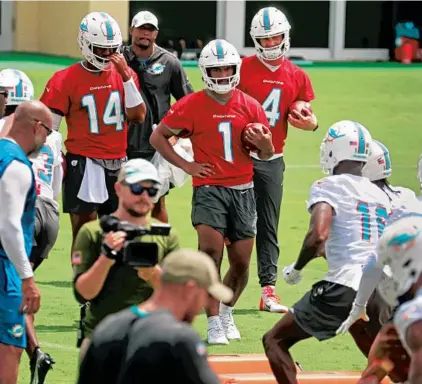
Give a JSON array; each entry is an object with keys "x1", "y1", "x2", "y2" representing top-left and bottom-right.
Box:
[
  {"x1": 82, "y1": 91, "x2": 124, "y2": 134},
  {"x1": 262, "y1": 88, "x2": 282, "y2": 127}
]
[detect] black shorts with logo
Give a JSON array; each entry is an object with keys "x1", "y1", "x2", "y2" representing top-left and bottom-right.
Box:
[
  {"x1": 292, "y1": 280, "x2": 391, "y2": 341},
  {"x1": 191, "y1": 185, "x2": 257, "y2": 243},
  {"x1": 63, "y1": 153, "x2": 125, "y2": 215}
]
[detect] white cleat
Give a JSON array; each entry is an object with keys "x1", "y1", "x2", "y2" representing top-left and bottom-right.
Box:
[
  {"x1": 220, "y1": 303, "x2": 241, "y2": 340},
  {"x1": 207, "y1": 316, "x2": 229, "y2": 345}
]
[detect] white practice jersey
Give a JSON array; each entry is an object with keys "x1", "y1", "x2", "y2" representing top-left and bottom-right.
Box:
[
  {"x1": 29, "y1": 130, "x2": 63, "y2": 205},
  {"x1": 307, "y1": 174, "x2": 391, "y2": 291},
  {"x1": 386, "y1": 186, "x2": 422, "y2": 224},
  {"x1": 394, "y1": 289, "x2": 422, "y2": 356}
]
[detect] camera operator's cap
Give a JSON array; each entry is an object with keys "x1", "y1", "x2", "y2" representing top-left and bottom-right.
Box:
[
  {"x1": 161, "y1": 249, "x2": 234, "y2": 303},
  {"x1": 131, "y1": 11, "x2": 159, "y2": 30},
  {"x1": 118, "y1": 159, "x2": 161, "y2": 185}
]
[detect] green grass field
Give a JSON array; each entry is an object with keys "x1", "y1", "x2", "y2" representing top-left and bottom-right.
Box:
[{"x1": 2, "y1": 61, "x2": 422, "y2": 383}]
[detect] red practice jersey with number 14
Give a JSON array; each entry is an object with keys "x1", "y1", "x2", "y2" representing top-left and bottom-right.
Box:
[
  {"x1": 40, "y1": 63, "x2": 140, "y2": 159},
  {"x1": 161, "y1": 89, "x2": 269, "y2": 187},
  {"x1": 238, "y1": 56, "x2": 315, "y2": 155}
]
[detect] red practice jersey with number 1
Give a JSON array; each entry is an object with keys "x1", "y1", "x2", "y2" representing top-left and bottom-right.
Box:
[
  {"x1": 238, "y1": 56, "x2": 315, "y2": 155},
  {"x1": 161, "y1": 89, "x2": 269, "y2": 187},
  {"x1": 40, "y1": 63, "x2": 140, "y2": 159}
]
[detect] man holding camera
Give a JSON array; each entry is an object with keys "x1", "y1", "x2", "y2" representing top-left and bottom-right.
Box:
[
  {"x1": 72, "y1": 159, "x2": 180, "y2": 360},
  {"x1": 77, "y1": 249, "x2": 233, "y2": 384}
]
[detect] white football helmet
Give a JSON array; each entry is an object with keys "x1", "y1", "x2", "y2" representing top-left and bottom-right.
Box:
[
  {"x1": 0, "y1": 70, "x2": 16, "y2": 89},
  {"x1": 198, "y1": 39, "x2": 241, "y2": 94},
  {"x1": 77, "y1": 12, "x2": 122, "y2": 71},
  {"x1": 376, "y1": 215, "x2": 422, "y2": 303},
  {"x1": 320, "y1": 120, "x2": 372, "y2": 175},
  {"x1": 0, "y1": 69, "x2": 34, "y2": 105},
  {"x1": 362, "y1": 139, "x2": 393, "y2": 181},
  {"x1": 250, "y1": 7, "x2": 291, "y2": 61}
]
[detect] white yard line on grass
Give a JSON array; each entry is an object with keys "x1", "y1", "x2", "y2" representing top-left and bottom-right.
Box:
[
  {"x1": 41, "y1": 341, "x2": 78, "y2": 352},
  {"x1": 287, "y1": 164, "x2": 415, "y2": 169}
]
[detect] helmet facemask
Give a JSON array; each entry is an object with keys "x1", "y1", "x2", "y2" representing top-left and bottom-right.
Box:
[
  {"x1": 78, "y1": 33, "x2": 121, "y2": 72},
  {"x1": 201, "y1": 64, "x2": 240, "y2": 94},
  {"x1": 251, "y1": 31, "x2": 290, "y2": 61}
]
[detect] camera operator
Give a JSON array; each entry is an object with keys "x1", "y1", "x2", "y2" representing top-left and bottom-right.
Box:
[
  {"x1": 72, "y1": 159, "x2": 180, "y2": 361},
  {"x1": 77, "y1": 249, "x2": 234, "y2": 384}
]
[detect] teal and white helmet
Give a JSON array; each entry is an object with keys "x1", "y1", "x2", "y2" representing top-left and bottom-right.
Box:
[{"x1": 0, "y1": 69, "x2": 34, "y2": 105}]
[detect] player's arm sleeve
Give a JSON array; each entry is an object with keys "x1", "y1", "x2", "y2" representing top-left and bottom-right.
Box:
[
  {"x1": 123, "y1": 68, "x2": 144, "y2": 110},
  {"x1": 307, "y1": 179, "x2": 338, "y2": 214},
  {"x1": 161, "y1": 98, "x2": 194, "y2": 138},
  {"x1": 52, "y1": 133, "x2": 64, "y2": 200},
  {"x1": 0, "y1": 161, "x2": 34, "y2": 279},
  {"x1": 39, "y1": 74, "x2": 69, "y2": 116},
  {"x1": 52, "y1": 163, "x2": 63, "y2": 201},
  {"x1": 51, "y1": 112, "x2": 63, "y2": 131},
  {"x1": 297, "y1": 69, "x2": 315, "y2": 102},
  {"x1": 170, "y1": 60, "x2": 194, "y2": 100},
  {"x1": 354, "y1": 254, "x2": 384, "y2": 306},
  {"x1": 173, "y1": 330, "x2": 221, "y2": 384}
]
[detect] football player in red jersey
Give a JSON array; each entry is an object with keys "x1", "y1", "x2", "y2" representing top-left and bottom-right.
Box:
[
  {"x1": 40, "y1": 12, "x2": 146, "y2": 253},
  {"x1": 151, "y1": 39, "x2": 274, "y2": 345},
  {"x1": 238, "y1": 7, "x2": 318, "y2": 313}
]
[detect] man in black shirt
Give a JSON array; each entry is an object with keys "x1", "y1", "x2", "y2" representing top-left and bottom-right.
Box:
[
  {"x1": 122, "y1": 11, "x2": 194, "y2": 223},
  {"x1": 77, "y1": 249, "x2": 233, "y2": 384}
]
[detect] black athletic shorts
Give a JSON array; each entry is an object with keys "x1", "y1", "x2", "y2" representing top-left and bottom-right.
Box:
[
  {"x1": 63, "y1": 153, "x2": 125, "y2": 215},
  {"x1": 191, "y1": 185, "x2": 257, "y2": 242}
]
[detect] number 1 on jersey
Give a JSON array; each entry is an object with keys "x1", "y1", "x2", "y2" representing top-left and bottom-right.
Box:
[
  {"x1": 262, "y1": 88, "x2": 282, "y2": 127},
  {"x1": 218, "y1": 122, "x2": 233, "y2": 162},
  {"x1": 82, "y1": 91, "x2": 124, "y2": 134},
  {"x1": 356, "y1": 201, "x2": 388, "y2": 241}
]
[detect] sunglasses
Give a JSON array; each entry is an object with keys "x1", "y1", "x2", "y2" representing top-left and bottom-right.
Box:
[
  {"x1": 125, "y1": 183, "x2": 159, "y2": 197},
  {"x1": 0, "y1": 90, "x2": 8, "y2": 97},
  {"x1": 34, "y1": 120, "x2": 53, "y2": 136}
]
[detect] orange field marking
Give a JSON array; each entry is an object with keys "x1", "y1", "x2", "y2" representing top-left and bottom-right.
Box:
[{"x1": 209, "y1": 354, "x2": 393, "y2": 383}]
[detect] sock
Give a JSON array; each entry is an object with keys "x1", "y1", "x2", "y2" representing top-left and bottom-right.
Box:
[
  {"x1": 220, "y1": 302, "x2": 233, "y2": 315},
  {"x1": 262, "y1": 285, "x2": 276, "y2": 296}
]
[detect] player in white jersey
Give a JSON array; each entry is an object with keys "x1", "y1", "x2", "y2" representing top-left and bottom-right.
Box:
[
  {"x1": 338, "y1": 139, "x2": 420, "y2": 333},
  {"x1": 29, "y1": 130, "x2": 63, "y2": 270},
  {"x1": 367, "y1": 215, "x2": 422, "y2": 384},
  {"x1": 0, "y1": 69, "x2": 57, "y2": 384},
  {"x1": 336, "y1": 139, "x2": 422, "y2": 383},
  {"x1": 262, "y1": 120, "x2": 391, "y2": 384}
]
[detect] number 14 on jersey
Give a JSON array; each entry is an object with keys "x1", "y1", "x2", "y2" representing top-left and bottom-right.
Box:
[{"x1": 82, "y1": 92, "x2": 124, "y2": 134}]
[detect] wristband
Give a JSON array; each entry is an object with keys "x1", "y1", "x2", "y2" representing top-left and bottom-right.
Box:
[
  {"x1": 101, "y1": 243, "x2": 119, "y2": 260},
  {"x1": 123, "y1": 77, "x2": 144, "y2": 108}
]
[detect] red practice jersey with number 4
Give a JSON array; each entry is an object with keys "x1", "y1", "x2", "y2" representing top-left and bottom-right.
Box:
[{"x1": 238, "y1": 56, "x2": 315, "y2": 155}]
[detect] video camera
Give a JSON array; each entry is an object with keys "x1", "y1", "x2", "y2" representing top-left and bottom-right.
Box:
[{"x1": 100, "y1": 215, "x2": 171, "y2": 268}]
